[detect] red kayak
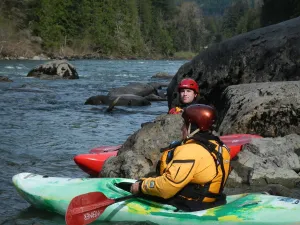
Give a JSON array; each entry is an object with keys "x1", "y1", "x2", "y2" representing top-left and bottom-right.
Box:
[
  {"x1": 74, "y1": 148, "x2": 119, "y2": 177},
  {"x1": 220, "y1": 134, "x2": 261, "y2": 159},
  {"x1": 74, "y1": 134, "x2": 262, "y2": 177},
  {"x1": 89, "y1": 145, "x2": 122, "y2": 154}
]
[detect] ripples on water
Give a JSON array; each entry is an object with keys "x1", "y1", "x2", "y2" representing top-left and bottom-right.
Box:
[{"x1": 0, "y1": 60, "x2": 187, "y2": 224}]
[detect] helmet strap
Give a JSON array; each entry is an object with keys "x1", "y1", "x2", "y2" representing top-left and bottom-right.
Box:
[
  {"x1": 188, "y1": 122, "x2": 191, "y2": 134},
  {"x1": 186, "y1": 123, "x2": 200, "y2": 139}
]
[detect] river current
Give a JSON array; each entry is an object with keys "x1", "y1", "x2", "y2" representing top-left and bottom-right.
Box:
[{"x1": 0, "y1": 59, "x2": 187, "y2": 225}]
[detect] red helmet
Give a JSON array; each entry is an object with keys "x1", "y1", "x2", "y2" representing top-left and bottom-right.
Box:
[
  {"x1": 182, "y1": 104, "x2": 216, "y2": 131},
  {"x1": 178, "y1": 78, "x2": 199, "y2": 93}
]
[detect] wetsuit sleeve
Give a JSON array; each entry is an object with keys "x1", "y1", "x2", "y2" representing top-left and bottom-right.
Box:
[{"x1": 140, "y1": 145, "x2": 199, "y2": 199}]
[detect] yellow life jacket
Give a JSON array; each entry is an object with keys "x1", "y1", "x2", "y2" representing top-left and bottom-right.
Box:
[
  {"x1": 157, "y1": 135, "x2": 230, "y2": 203},
  {"x1": 156, "y1": 140, "x2": 182, "y2": 175}
]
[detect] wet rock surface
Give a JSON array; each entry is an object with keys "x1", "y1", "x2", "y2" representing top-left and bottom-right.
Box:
[
  {"x1": 217, "y1": 81, "x2": 300, "y2": 136},
  {"x1": 0, "y1": 76, "x2": 13, "y2": 82},
  {"x1": 27, "y1": 60, "x2": 79, "y2": 79},
  {"x1": 227, "y1": 134, "x2": 300, "y2": 188},
  {"x1": 85, "y1": 82, "x2": 168, "y2": 107},
  {"x1": 85, "y1": 94, "x2": 151, "y2": 106}
]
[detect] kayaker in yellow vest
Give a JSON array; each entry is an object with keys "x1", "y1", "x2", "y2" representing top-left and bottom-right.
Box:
[
  {"x1": 168, "y1": 78, "x2": 199, "y2": 114},
  {"x1": 130, "y1": 104, "x2": 231, "y2": 211}
]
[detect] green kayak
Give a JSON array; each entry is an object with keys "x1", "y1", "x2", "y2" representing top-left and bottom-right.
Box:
[{"x1": 13, "y1": 172, "x2": 300, "y2": 225}]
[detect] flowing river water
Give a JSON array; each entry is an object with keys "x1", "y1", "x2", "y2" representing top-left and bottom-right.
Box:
[
  {"x1": 0, "y1": 59, "x2": 187, "y2": 225},
  {"x1": 2, "y1": 59, "x2": 300, "y2": 225}
]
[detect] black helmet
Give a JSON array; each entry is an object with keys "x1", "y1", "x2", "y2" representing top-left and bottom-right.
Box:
[{"x1": 182, "y1": 104, "x2": 216, "y2": 132}]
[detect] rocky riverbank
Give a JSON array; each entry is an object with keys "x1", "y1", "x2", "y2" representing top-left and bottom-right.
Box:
[{"x1": 100, "y1": 17, "x2": 300, "y2": 198}]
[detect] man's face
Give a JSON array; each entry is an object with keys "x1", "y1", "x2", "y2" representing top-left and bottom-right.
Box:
[{"x1": 180, "y1": 89, "x2": 197, "y2": 104}]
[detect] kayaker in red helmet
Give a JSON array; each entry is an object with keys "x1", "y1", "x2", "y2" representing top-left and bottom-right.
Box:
[
  {"x1": 130, "y1": 104, "x2": 231, "y2": 211},
  {"x1": 169, "y1": 78, "x2": 199, "y2": 114}
]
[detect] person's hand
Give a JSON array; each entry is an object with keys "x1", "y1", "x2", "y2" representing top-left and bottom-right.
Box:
[{"x1": 130, "y1": 182, "x2": 141, "y2": 195}]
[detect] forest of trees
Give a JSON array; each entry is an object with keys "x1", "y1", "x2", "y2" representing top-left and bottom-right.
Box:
[{"x1": 0, "y1": 0, "x2": 299, "y2": 59}]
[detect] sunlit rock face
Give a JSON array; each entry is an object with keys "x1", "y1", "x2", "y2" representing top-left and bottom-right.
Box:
[{"x1": 217, "y1": 81, "x2": 300, "y2": 137}]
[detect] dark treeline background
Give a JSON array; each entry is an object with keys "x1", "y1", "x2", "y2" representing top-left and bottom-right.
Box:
[{"x1": 0, "y1": 0, "x2": 299, "y2": 59}]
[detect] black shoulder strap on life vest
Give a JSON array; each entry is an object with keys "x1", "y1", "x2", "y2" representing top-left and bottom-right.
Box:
[
  {"x1": 156, "y1": 140, "x2": 183, "y2": 176},
  {"x1": 160, "y1": 140, "x2": 182, "y2": 153},
  {"x1": 188, "y1": 132, "x2": 225, "y2": 148},
  {"x1": 186, "y1": 133, "x2": 227, "y2": 195}
]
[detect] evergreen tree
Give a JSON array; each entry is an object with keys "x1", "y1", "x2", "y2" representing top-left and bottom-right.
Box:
[
  {"x1": 88, "y1": 0, "x2": 117, "y2": 54},
  {"x1": 152, "y1": 0, "x2": 177, "y2": 19},
  {"x1": 138, "y1": 0, "x2": 153, "y2": 47},
  {"x1": 150, "y1": 9, "x2": 174, "y2": 55},
  {"x1": 236, "y1": 7, "x2": 261, "y2": 34},
  {"x1": 0, "y1": 0, "x2": 30, "y2": 28},
  {"x1": 204, "y1": 16, "x2": 223, "y2": 44},
  {"x1": 221, "y1": 1, "x2": 249, "y2": 38},
  {"x1": 173, "y1": 2, "x2": 206, "y2": 52},
  {"x1": 31, "y1": 0, "x2": 68, "y2": 49},
  {"x1": 7, "y1": 0, "x2": 299, "y2": 58},
  {"x1": 113, "y1": 0, "x2": 143, "y2": 55}
]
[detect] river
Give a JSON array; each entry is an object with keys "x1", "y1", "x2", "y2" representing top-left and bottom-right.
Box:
[{"x1": 0, "y1": 59, "x2": 187, "y2": 225}]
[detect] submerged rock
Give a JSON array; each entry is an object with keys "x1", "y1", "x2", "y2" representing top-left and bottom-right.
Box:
[
  {"x1": 0, "y1": 76, "x2": 13, "y2": 82},
  {"x1": 108, "y1": 83, "x2": 157, "y2": 97},
  {"x1": 151, "y1": 72, "x2": 173, "y2": 79},
  {"x1": 85, "y1": 94, "x2": 151, "y2": 106}
]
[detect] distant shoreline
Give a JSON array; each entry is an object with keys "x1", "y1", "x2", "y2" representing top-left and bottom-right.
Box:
[
  {"x1": 0, "y1": 56, "x2": 193, "y2": 61},
  {"x1": 0, "y1": 52, "x2": 195, "y2": 61}
]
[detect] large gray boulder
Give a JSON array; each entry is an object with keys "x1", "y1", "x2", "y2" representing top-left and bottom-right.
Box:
[
  {"x1": 85, "y1": 82, "x2": 168, "y2": 107},
  {"x1": 101, "y1": 114, "x2": 183, "y2": 179},
  {"x1": 27, "y1": 60, "x2": 79, "y2": 79},
  {"x1": 167, "y1": 17, "x2": 300, "y2": 109},
  {"x1": 145, "y1": 93, "x2": 167, "y2": 101},
  {"x1": 108, "y1": 83, "x2": 157, "y2": 97},
  {"x1": 217, "y1": 81, "x2": 300, "y2": 137},
  {"x1": 85, "y1": 95, "x2": 108, "y2": 105},
  {"x1": 148, "y1": 82, "x2": 169, "y2": 90},
  {"x1": 85, "y1": 94, "x2": 151, "y2": 106},
  {"x1": 227, "y1": 134, "x2": 300, "y2": 188}
]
